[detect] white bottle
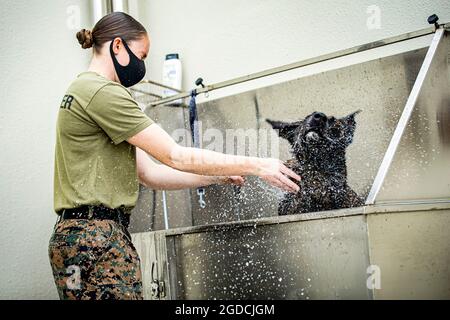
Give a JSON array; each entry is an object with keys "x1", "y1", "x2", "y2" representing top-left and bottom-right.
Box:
[{"x1": 162, "y1": 53, "x2": 182, "y2": 105}]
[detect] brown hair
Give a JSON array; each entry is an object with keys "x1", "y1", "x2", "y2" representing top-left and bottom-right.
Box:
[{"x1": 76, "y1": 12, "x2": 147, "y2": 51}]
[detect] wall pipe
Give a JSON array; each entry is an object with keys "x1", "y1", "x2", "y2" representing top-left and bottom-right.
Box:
[
  {"x1": 111, "y1": 0, "x2": 129, "y2": 13},
  {"x1": 92, "y1": 0, "x2": 129, "y2": 25}
]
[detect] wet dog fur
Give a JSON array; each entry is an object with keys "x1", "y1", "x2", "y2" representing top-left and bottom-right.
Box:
[{"x1": 267, "y1": 111, "x2": 364, "y2": 215}]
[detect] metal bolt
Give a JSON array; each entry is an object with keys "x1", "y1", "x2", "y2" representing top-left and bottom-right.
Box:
[
  {"x1": 427, "y1": 14, "x2": 439, "y2": 30},
  {"x1": 195, "y1": 77, "x2": 205, "y2": 88}
]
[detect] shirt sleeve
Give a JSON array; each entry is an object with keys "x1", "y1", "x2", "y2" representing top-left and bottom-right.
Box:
[{"x1": 85, "y1": 84, "x2": 154, "y2": 145}]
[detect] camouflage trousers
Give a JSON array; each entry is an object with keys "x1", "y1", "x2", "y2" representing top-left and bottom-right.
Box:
[{"x1": 48, "y1": 218, "x2": 143, "y2": 300}]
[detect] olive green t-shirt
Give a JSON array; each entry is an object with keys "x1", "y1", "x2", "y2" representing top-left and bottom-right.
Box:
[{"x1": 54, "y1": 71, "x2": 154, "y2": 214}]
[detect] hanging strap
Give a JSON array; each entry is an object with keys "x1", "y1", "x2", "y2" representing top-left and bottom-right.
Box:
[
  {"x1": 189, "y1": 89, "x2": 200, "y2": 148},
  {"x1": 188, "y1": 89, "x2": 206, "y2": 209}
]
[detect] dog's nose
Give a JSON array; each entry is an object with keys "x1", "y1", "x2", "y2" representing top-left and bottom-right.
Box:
[
  {"x1": 312, "y1": 112, "x2": 326, "y2": 121},
  {"x1": 311, "y1": 112, "x2": 327, "y2": 126}
]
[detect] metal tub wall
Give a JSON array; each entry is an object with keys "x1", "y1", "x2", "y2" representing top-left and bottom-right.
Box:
[
  {"x1": 187, "y1": 92, "x2": 281, "y2": 224},
  {"x1": 129, "y1": 47, "x2": 428, "y2": 231},
  {"x1": 189, "y1": 48, "x2": 427, "y2": 225},
  {"x1": 374, "y1": 31, "x2": 450, "y2": 202},
  {"x1": 168, "y1": 212, "x2": 370, "y2": 300},
  {"x1": 132, "y1": 204, "x2": 450, "y2": 300},
  {"x1": 367, "y1": 207, "x2": 450, "y2": 299}
]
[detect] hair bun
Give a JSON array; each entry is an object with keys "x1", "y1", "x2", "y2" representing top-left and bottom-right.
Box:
[{"x1": 76, "y1": 29, "x2": 94, "y2": 49}]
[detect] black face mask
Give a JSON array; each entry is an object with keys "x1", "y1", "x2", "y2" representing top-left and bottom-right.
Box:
[{"x1": 109, "y1": 38, "x2": 146, "y2": 87}]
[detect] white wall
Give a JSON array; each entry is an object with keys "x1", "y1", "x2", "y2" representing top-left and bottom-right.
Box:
[
  {"x1": 0, "y1": 0, "x2": 92, "y2": 299},
  {"x1": 0, "y1": 0, "x2": 449, "y2": 299},
  {"x1": 138, "y1": 0, "x2": 449, "y2": 102}
]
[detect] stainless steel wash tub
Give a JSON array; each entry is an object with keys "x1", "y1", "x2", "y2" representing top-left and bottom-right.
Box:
[{"x1": 131, "y1": 25, "x2": 450, "y2": 299}]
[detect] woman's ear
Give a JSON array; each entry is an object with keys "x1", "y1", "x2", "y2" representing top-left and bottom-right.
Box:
[
  {"x1": 111, "y1": 37, "x2": 130, "y2": 67},
  {"x1": 111, "y1": 37, "x2": 122, "y2": 55}
]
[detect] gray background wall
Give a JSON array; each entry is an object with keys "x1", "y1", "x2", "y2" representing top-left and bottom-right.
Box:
[{"x1": 0, "y1": 0, "x2": 448, "y2": 299}]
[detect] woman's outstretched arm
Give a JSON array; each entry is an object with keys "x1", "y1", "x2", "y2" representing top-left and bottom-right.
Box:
[
  {"x1": 136, "y1": 147, "x2": 244, "y2": 190},
  {"x1": 128, "y1": 123, "x2": 300, "y2": 193}
]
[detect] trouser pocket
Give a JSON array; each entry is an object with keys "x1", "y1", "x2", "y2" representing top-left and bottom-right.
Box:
[
  {"x1": 48, "y1": 219, "x2": 142, "y2": 300},
  {"x1": 48, "y1": 219, "x2": 114, "y2": 299}
]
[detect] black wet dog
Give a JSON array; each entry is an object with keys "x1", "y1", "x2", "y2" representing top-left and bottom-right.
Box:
[{"x1": 267, "y1": 111, "x2": 364, "y2": 215}]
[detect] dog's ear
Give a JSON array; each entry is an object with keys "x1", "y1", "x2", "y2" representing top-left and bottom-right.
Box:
[
  {"x1": 340, "y1": 110, "x2": 361, "y2": 145},
  {"x1": 266, "y1": 119, "x2": 301, "y2": 142},
  {"x1": 343, "y1": 110, "x2": 362, "y2": 127}
]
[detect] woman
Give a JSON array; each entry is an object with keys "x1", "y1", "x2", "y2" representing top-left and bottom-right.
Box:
[{"x1": 49, "y1": 12, "x2": 300, "y2": 300}]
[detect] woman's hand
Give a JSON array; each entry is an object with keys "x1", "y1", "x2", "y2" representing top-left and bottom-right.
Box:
[
  {"x1": 256, "y1": 158, "x2": 301, "y2": 193},
  {"x1": 215, "y1": 162, "x2": 300, "y2": 192}
]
